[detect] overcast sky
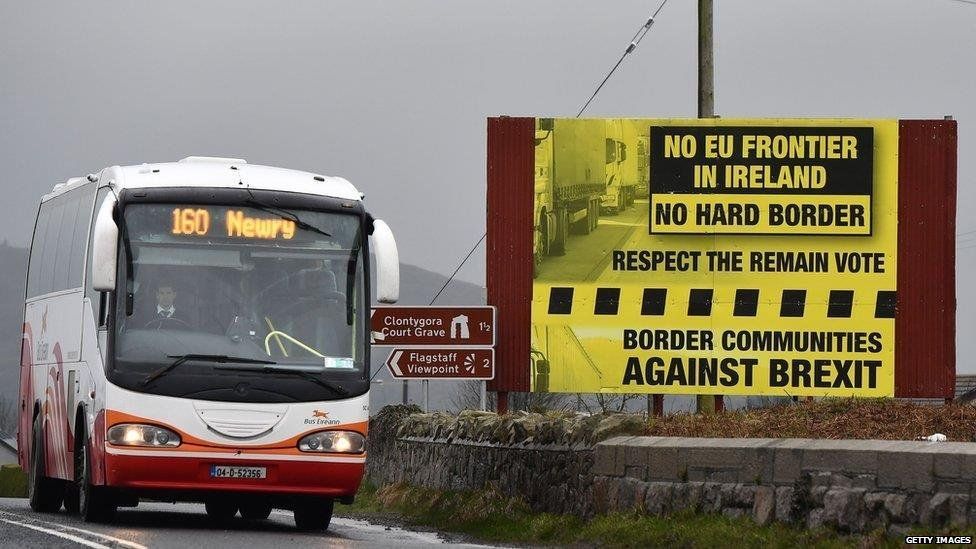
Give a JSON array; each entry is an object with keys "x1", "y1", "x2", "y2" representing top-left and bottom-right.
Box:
[{"x1": 2, "y1": 0, "x2": 974, "y2": 370}]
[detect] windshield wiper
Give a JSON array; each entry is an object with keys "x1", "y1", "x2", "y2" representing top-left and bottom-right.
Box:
[
  {"x1": 215, "y1": 364, "x2": 350, "y2": 397},
  {"x1": 244, "y1": 192, "x2": 332, "y2": 238},
  {"x1": 141, "y1": 354, "x2": 276, "y2": 386}
]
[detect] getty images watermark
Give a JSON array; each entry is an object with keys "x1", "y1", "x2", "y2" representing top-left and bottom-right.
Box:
[{"x1": 905, "y1": 536, "x2": 972, "y2": 545}]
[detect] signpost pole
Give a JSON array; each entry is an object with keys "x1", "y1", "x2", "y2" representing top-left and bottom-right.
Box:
[
  {"x1": 697, "y1": 0, "x2": 719, "y2": 415},
  {"x1": 423, "y1": 380, "x2": 429, "y2": 412},
  {"x1": 480, "y1": 381, "x2": 487, "y2": 411}
]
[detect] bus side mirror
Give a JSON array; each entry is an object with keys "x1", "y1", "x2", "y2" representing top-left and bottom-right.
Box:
[
  {"x1": 371, "y1": 219, "x2": 399, "y2": 304},
  {"x1": 91, "y1": 193, "x2": 118, "y2": 292}
]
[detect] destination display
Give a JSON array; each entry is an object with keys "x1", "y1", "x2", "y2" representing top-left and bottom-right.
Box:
[
  {"x1": 169, "y1": 207, "x2": 297, "y2": 240},
  {"x1": 529, "y1": 118, "x2": 898, "y2": 398}
]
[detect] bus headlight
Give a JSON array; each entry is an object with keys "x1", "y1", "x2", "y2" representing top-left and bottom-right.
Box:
[
  {"x1": 108, "y1": 424, "x2": 181, "y2": 447},
  {"x1": 298, "y1": 431, "x2": 365, "y2": 453}
]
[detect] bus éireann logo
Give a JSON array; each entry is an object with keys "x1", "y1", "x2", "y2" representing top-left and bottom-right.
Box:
[{"x1": 305, "y1": 410, "x2": 340, "y2": 426}]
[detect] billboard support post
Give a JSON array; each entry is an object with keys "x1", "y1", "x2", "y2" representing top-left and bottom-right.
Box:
[{"x1": 497, "y1": 391, "x2": 509, "y2": 415}]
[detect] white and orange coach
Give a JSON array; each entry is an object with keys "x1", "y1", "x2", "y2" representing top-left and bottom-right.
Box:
[{"x1": 18, "y1": 157, "x2": 399, "y2": 530}]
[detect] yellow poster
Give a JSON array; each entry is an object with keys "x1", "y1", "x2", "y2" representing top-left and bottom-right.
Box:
[{"x1": 530, "y1": 118, "x2": 897, "y2": 397}]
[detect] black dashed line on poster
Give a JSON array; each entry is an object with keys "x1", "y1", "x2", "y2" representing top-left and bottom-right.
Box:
[{"x1": 543, "y1": 288, "x2": 897, "y2": 319}]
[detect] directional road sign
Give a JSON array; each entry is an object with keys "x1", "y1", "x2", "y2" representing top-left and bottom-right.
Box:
[
  {"x1": 371, "y1": 306, "x2": 495, "y2": 347},
  {"x1": 385, "y1": 348, "x2": 495, "y2": 380}
]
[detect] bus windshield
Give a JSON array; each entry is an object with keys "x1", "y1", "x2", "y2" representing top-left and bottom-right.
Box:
[{"x1": 110, "y1": 202, "x2": 367, "y2": 403}]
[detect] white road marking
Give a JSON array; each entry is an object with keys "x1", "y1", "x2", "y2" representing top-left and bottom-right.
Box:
[
  {"x1": 597, "y1": 219, "x2": 644, "y2": 228},
  {"x1": 330, "y1": 517, "x2": 462, "y2": 545},
  {"x1": 0, "y1": 516, "x2": 111, "y2": 548},
  {"x1": 0, "y1": 510, "x2": 148, "y2": 549},
  {"x1": 271, "y1": 511, "x2": 497, "y2": 547}
]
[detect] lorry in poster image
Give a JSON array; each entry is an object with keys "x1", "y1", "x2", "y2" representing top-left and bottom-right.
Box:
[
  {"x1": 601, "y1": 119, "x2": 641, "y2": 214},
  {"x1": 635, "y1": 130, "x2": 649, "y2": 198},
  {"x1": 533, "y1": 118, "x2": 606, "y2": 271}
]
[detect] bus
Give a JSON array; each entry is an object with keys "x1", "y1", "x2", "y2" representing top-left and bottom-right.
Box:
[{"x1": 18, "y1": 156, "x2": 399, "y2": 530}]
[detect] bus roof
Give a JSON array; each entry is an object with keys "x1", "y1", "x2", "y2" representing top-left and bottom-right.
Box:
[{"x1": 43, "y1": 157, "x2": 362, "y2": 202}]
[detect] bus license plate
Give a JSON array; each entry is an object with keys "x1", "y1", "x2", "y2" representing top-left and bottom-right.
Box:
[{"x1": 210, "y1": 465, "x2": 266, "y2": 479}]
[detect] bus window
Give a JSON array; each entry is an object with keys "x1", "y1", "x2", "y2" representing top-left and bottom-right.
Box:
[
  {"x1": 38, "y1": 198, "x2": 64, "y2": 295},
  {"x1": 26, "y1": 203, "x2": 50, "y2": 297},
  {"x1": 53, "y1": 194, "x2": 79, "y2": 291},
  {"x1": 68, "y1": 185, "x2": 95, "y2": 289},
  {"x1": 110, "y1": 203, "x2": 367, "y2": 403}
]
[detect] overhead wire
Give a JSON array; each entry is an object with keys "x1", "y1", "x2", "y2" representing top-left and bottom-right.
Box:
[
  {"x1": 428, "y1": 233, "x2": 487, "y2": 306},
  {"x1": 369, "y1": 3, "x2": 672, "y2": 384},
  {"x1": 416, "y1": 1, "x2": 673, "y2": 308},
  {"x1": 577, "y1": 0, "x2": 670, "y2": 117}
]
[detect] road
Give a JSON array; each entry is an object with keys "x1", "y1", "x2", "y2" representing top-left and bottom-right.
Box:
[
  {"x1": 0, "y1": 498, "x2": 496, "y2": 549},
  {"x1": 537, "y1": 199, "x2": 649, "y2": 284}
]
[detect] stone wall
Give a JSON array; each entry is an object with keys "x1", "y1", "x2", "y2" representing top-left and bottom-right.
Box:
[
  {"x1": 365, "y1": 406, "x2": 645, "y2": 516},
  {"x1": 594, "y1": 436, "x2": 976, "y2": 534},
  {"x1": 366, "y1": 407, "x2": 976, "y2": 534},
  {"x1": 369, "y1": 437, "x2": 595, "y2": 515}
]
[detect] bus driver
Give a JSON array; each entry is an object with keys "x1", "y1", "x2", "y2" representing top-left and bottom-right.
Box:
[{"x1": 137, "y1": 283, "x2": 193, "y2": 329}]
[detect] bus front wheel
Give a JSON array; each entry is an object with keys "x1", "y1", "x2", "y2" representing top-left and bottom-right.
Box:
[
  {"x1": 294, "y1": 499, "x2": 334, "y2": 531},
  {"x1": 77, "y1": 423, "x2": 117, "y2": 522}
]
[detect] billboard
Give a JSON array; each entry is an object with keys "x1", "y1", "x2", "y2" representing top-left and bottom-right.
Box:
[{"x1": 530, "y1": 118, "x2": 898, "y2": 397}]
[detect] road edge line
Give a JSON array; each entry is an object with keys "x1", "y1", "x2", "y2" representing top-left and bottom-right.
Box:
[
  {"x1": 0, "y1": 510, "x2": 147, "y2": 549},
  {"x1": 0, "y1": 516, "x2": 111, "y2": 549}
]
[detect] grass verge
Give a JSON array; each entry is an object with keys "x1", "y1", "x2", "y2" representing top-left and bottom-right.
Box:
[
  {"x1": 0, "y1": 464, "x2": 27, "y2": 498},
  {"x1": 647, "y1": 399, "x2": 976, "y2": 441},
  {"x1": 339, "y1": 483, "x2": 934, "y2": 548}
]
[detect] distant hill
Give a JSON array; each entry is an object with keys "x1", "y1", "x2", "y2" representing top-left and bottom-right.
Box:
[
  {"x1": 0, "y1": 244, "x2": 483, "y2": 415},
  {"x1": 0, "y1": 244, "x2": 27, "y2": 431}
]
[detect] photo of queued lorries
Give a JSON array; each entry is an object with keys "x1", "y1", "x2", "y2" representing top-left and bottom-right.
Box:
[
  {"x1": 532, "y1": 118, "x2": 648, "y2": 279},
  {"x1": 530, "y1": 118, "x2": 651, "y2": 392}
]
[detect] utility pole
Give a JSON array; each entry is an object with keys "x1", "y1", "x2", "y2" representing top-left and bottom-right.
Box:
[
  {"x1": 698, "y1": 0, "x2": 714, "y2": 119},
  {"x1": 696, "y1": 0, "x2": 719, "y2": 415}
]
